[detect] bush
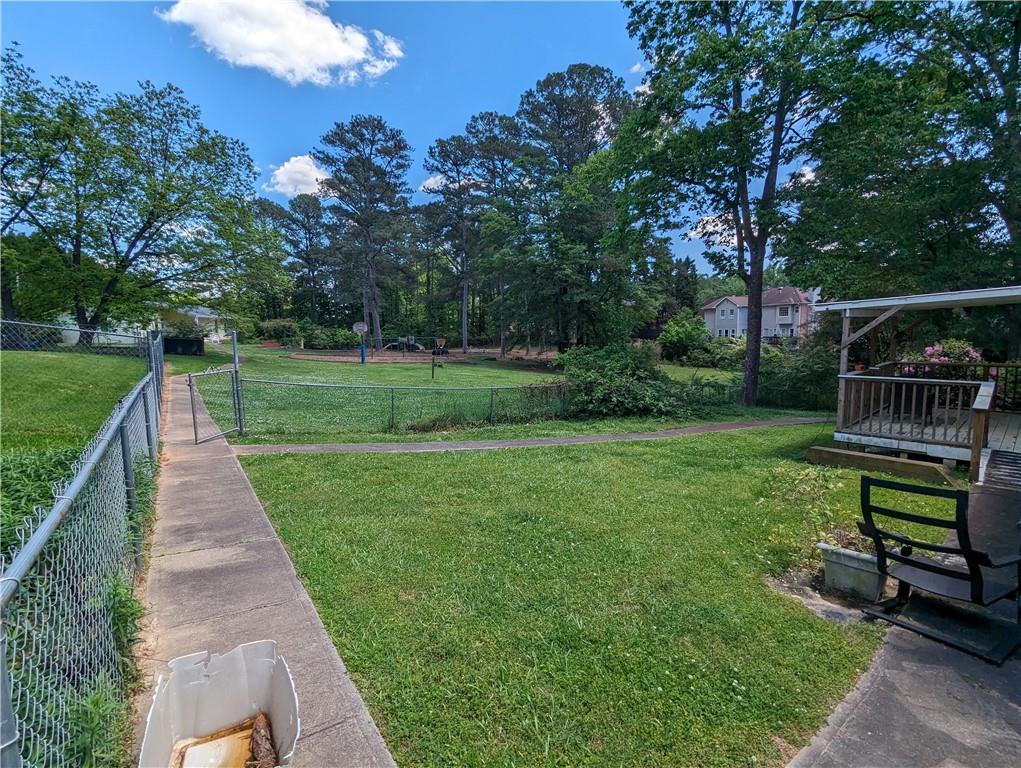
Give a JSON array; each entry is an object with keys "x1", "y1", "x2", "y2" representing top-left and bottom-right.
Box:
[
  {"x1": 231, "y1": 316, "x2": 261, "y2": 343},
  {"x1": 258, "y1": 319, "x2": 301, "y2": 346},
  {"x1": 658, "y1": 309, "x2": 710, "y2": 362},
  {"x1": 683, "y1": 337, "x2": 734, "y2": 369},
  {"x1": 556, "y1": 345, "x2": 689, "y2": 418},
  {"x1": 301, "y1": 325, "x2": 360, "y2": 350},
  {"x1": 757, "y1": 331, "x2": 839, "y2": 411},
  {"x1": 164, "y1": 319, "x2": 202, "y2": 339},
  {"x1": 902, "y1": 338, "x2": 985, "y2": 378}
]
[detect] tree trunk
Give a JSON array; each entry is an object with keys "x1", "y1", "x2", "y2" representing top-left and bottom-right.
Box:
[
  {"x1": 368, "y1": 265, "x2": 383, "y2": 351},
  {"x1": 499, "y1": 276, "x2": 507, "y2": 359},
  {"x1": 309, "y1": 265, "x2": 319, "y2": 324},
  {"x1": 461, "y1": 277, "x2": 469, "y2": 353},
  {"x1": 740, "y1": 243, "x2": 765, "y2": 406},
  {"x1": 1, "y1": 275, "x2": 16, "y2": 321}
]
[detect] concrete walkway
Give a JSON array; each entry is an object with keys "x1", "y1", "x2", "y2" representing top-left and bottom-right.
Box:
[
  {"x1": 138, "y1": 375, "x2": 395, "y2": 766},
  {"x1": 789, "y1": 627, "x2": 1020, "y2": 767},
  {"x1": 232, "y1": 416, "x2": 830, "y2": 456}
]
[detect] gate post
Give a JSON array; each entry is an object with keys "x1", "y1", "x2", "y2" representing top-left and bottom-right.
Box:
[
  {"x1": 188, "y1": 374, "x2": 200, "y2": 445},
  {"x1": 231, "y1": 331, "x2": 246, "y2": 435}
]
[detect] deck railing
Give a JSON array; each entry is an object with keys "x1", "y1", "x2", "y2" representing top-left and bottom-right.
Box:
[
  {"x1": 891, "y1": 361, "x2": 1021, "y2": 412},
  {"x1": 837, "y1": 373, "x2": 984, "y2": 449},
  {"x1": 969, "y1": 380, "x2": 996, "y2": 480}
]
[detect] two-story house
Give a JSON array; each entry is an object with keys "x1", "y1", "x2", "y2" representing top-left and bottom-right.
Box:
[{"x1": 699, "y1": 287, "x2": 818, "y2": 340}]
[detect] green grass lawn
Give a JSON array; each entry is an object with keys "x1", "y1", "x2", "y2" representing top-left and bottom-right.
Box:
[
  {"x1": 176, "y1": 344, "x2": 552, "y2": 386},
  {"x1": 164, "y1": 348, "x2": 233, "y2": 375},
  {"x1": 1, "y1": 350, "x2": 148, "y2": 546},
  {"x1": 1, "y1": 350, "x2": 147, "y2": 453},
  {"x1": 660, "y1": 363, "x2": 739, "y2": 384},
  {"x1": 231, "y1": 406, "x2": 829, "y2": 445},
  {"x1": 242, "y1": 423, "x2": 951, "y2": 767}
]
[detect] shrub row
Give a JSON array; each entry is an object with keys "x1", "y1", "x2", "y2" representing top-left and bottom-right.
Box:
[
  {"x1": 242, "y1": 319, "x2": 360, "y2": 349},
  {"x1": 557, "y1": 344, "x2": 738, "y2": 419}
]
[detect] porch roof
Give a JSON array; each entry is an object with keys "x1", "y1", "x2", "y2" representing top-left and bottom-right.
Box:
[{"x1": 816, "y1": 286, "x2": 1021, "y2": 316}]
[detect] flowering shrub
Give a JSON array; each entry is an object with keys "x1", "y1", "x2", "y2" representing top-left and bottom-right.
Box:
[{"x1": 902, "y1": 338, "x2": 983, "y2": 374}]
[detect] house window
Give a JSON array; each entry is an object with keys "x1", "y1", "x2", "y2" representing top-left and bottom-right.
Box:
[
  {"x1": 717, "y1": 330, "x2": 723, "y2": 337},
  {"x1": 778, "y1": 306, "x2": 789, "y2": 317},
  {"x1": 729, "y1": 308, "x2": 735, "y2": 316},
  {"x1": 719, "y1": 309, "x2": 725, "y2": 317}
]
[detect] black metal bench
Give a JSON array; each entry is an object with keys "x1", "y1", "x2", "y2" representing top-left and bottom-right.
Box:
[{"x1": 857, "y1": 476, "x2": 1020, "y2": 663}]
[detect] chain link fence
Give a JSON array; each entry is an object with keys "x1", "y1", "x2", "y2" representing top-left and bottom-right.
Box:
[
  {"x1": 0, "y1": 319, "x2": 163, "y2": 768},
  {"x1": 189, "y1": 375, "x2": 569, "y2": 441}
]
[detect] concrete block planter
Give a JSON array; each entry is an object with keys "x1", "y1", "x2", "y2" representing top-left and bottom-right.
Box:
[{"x1": 817, "y1": 542, "x2": 886, "y2": 601}]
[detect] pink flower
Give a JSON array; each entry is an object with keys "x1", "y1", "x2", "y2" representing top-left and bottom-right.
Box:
[{"x1": 924, "y1": 346, "x2": 935, "y2": 355}]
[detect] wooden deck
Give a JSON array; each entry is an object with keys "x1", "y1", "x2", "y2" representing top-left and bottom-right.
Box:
[
  {"x1": 987, "y1": 411, "x2": 1021, "y2": 453},
  {"x1": 837, "y1": 411, "x2": 1020, "y2": 462},
  {"x1": 978, "y1": 413, "x2": 1021, "y2": 487},
  {"x1": 840, "y1": 409, "x2": 973, "y2": 443}
]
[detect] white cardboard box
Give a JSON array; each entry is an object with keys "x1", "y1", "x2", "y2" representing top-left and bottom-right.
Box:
[{"x1": 138, "y1": 640, "x2": 300, "y2": 767}]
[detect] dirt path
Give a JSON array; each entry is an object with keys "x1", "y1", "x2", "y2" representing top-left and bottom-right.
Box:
[{"x1": 232, "y1": 416, "x2": 830, "y2": 456}]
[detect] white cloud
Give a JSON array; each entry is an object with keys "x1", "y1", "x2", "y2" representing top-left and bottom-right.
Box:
[
  {"x1": 633, "y1": 82, "x2": 652, "y2": 97},
  {"x1": 264, "y1": 155, "x2": 327, "y2": 196},
  {"x1": 629, "y1": 62, "x2": 644, "y2": 74},
  {"x1": 419, "y1": 174, "x2": 447, "y2": 193},
  {"x1": 785, "y1": 165, "x2": 816, "y2": 187},
  {"x1": 158, "y1": 0, "x2": 404, "y2": 86},
  {"x1": 373, "y1": 30, "x2": 404, "y2": 60}
]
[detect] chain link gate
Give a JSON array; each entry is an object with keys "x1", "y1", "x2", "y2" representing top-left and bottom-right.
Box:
[{"x1": 187, "y1": 331, "x2": 244, "y2": 444}]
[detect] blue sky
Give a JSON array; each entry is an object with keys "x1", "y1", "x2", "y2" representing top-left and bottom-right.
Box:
[{"x1": 2, "y1": 0, "x2": 712, "y2": 268}]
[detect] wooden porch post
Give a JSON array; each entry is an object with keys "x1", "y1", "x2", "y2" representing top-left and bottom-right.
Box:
[{"x1": 837, "y1": 311, "x2": 851, "y2": 429}]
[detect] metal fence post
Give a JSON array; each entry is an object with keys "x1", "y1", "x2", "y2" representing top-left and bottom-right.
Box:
[
  {"x1": 188, "y1": 374, "x2": 199, "y2": 444},
  {"x1": 142, "y1": 385, "x2": 157, "y2": 459},
  {"x1": 0, "y1": 634, "x2": 20, "y2": 768},
  {"x1": 119, "y1": 418, "x2": 141, "y2": 570},
  {"x1": 489, "y1": 388, "x2": 496, "y2": 424},
  {"x1": 389, "y1": 387, "x2": 396, "y2": 431},
  {"x1": 232, "y1": 331, "x2": 246, "y2": 435}
]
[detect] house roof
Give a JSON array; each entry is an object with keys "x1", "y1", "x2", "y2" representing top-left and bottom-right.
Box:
[
  {"x1": 176, "y1": 306, "x2": 223, "y2": 320},
  {"x1": 701, "y1": 295, "x2": 748, "y2": 311},
  {"x1": 815, "y1": 286, "x2": 1021, "y2": 315},
  {"x1": 700, "y1": 287, "x2": 810, "y2": 312},
  {"x1": 762, "y1": 287, "x2": 810, "y2": 306}
]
